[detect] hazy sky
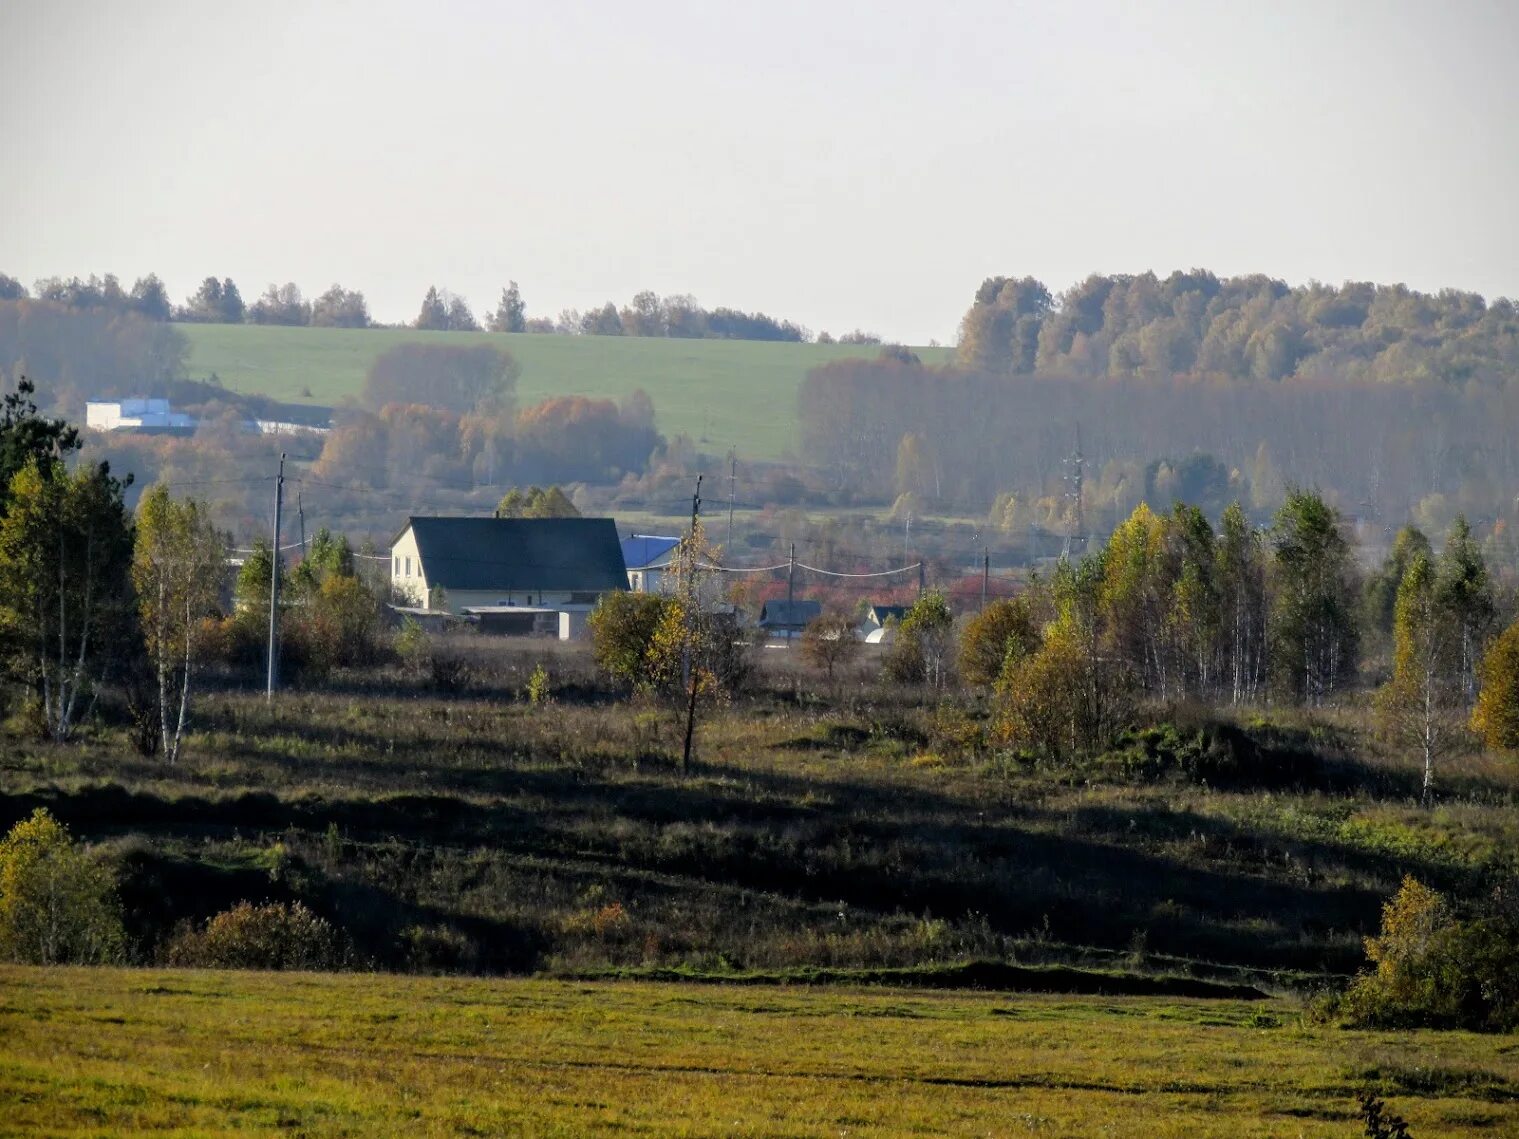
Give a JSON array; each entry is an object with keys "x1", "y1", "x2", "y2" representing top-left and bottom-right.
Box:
[{"x1": 3, "y1": 0, "x2": 1515, "y2": 344}]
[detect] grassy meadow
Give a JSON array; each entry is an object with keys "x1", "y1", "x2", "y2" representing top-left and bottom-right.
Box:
[
  {"x1": 5, "y1": 648, "x2": 1519, "y2": 1134},
  {"x1": 5, "y1": 645, "x2": 1518, "y2": 984},
  {"x1": 180, "y1": 324, "x2": 952, "y2": 460},
  {"x1": 5, "y1": 965, "x2": 1518, "y2": 1137}
]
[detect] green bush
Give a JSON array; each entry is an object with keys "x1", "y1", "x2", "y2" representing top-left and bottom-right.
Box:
[
  {"x1": 0, "y1": 808, "x2": 124, "y2": 965},
  {"x1": 400, "y1": 923, "x2": 479, "y2": 973},
  {"x1": 164, "y1": 900, "x2": 347, "y2": 971}
]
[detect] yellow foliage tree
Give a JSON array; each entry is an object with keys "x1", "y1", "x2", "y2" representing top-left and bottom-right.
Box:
[{"x1": 1472, "y1": 618, "x2": 1519, "y2": 753}]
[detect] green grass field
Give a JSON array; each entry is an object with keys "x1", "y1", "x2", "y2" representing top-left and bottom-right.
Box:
[
  {"x1": 4, "y1": 966, "x2": 1515, "y2": 1137},
  {"x1": 181, "y1": 325, "x2": 951, "y2": 461}
]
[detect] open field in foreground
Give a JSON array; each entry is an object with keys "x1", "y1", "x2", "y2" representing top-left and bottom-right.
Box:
[
  {"x1": 181, "y1": 324, "x2": 952, "y2": 460},
  {"x1": 3, "y1": 967, "x2": 1516, "y2": 1137}
]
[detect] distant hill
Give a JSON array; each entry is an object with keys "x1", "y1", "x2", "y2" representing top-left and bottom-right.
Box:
[{"x1": 182, "y1": 324, "x2": 952, "y2": 461}]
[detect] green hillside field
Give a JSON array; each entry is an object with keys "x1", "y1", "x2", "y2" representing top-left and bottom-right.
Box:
[
  {"x1": 182, "y1": 324, "x2": 952, "y2": 461},
  {"x1": 6, "y1": 966, "x2": 1516, "y2": 1136}
]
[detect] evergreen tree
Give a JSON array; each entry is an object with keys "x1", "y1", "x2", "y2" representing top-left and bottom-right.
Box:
[
  {"x1": 219, "y1": 278, "x2": 246, "y2": 323},
  {"x1": 415, "y1": 286, "x2": 448, "y2": 331},
  {"x1": 1363, "y1": 526, "x2": 1431, "y2": 646},
  {"x1": 1435, "y1": 516, "x2": 1494, "y2": 704},
  {"x1": 1269, "y1": 489, "x2": 1359, "y2": 705},
  {"x1": 488, "y1": 282, "x2": 527, "y2": 333},
  {"x1": 0, "y1": 379, "x2": 79, "y2": 515}
]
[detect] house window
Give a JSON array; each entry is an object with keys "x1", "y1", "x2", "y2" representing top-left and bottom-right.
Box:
[
  {"x1": 404, "y1": 556, "x2": 411, "y2": 577},
  {"x1": 392, "y1": 556, "x2": 399, "y2": 577}
]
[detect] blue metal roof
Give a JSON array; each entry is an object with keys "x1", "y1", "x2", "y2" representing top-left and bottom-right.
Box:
[{"x1": 620, "y1": 534, "x2": 681, "y2": 570}]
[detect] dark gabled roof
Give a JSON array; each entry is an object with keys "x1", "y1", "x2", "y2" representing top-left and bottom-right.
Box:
[
  {"x1": 621, "y1": 534, "x2": 681, "y2": 570},
  {"x1": 759, "y1": 599, "x2": 822, "y2": 628},
  {"x1": 398, "y1": 516, "x2": 628, "y2": 594},
  {"x1": 866, "y1": 604, "x2": 910, "y2": 625}
]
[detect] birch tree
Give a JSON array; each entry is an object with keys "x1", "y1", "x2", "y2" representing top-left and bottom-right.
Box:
[
  {"x1": 1217, "y1": 503, "x2": 1268, "y2": 705},
  {"x1": 0, "y1": 459, "x2": 134, "y2": 740},
  {"x1": 1378, "y1": 554, "x2": 1465, "y2": 802},
  {"x1": 132, "y1": 486, "x2": 227, "y2": 763}
]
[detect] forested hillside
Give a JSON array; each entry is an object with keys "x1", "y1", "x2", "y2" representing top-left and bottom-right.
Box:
[
  {"x1": 958, "y1": 272, "x2": 1519, "y2": 385},
  {"x1": 798, "y1": 272, "x2": 1519, "y2": 540}
]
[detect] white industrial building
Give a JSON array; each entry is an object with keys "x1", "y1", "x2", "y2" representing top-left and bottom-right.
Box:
[{"x1": 85, "y1": 398, "x2": 196, "y2": 433}]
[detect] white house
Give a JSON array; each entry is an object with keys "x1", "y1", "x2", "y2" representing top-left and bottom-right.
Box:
[
  {"x1": 390, "y1": 515, "x2": 629, "y2": 616},
  {"x1": 85, "y1": 398, "x2": 196, "y2": 433},
  {"x1": 619, "y1": 534, "x2": 681, "y2": 593}
]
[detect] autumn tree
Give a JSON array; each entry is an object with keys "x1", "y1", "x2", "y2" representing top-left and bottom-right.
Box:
[
  {"x1": 1363, "y1": 526, "x2": 1431, "y2": 646},
  {"x1": 1216, "y1": 502, "x2": 1268, "y2": 704},
  {"x1": 884, "y1": 592, "x2": 954, "y2": 687},
  {"x1": 0, "y1": 809, "x2": 123, "y2": 965},
  {"x1": 362, "y1": 343, "x2": 518, "y2": 415},
  {"x1": 1166, "y1": 503, "x2": 1223, "y2": 698},
  {"x1": 132, "y1": 486, "x2": 227, "y2": 763},
  {"x1": 496, "y1": 485, "x2": 579, "y2": 518},
  {"x1": 1377, "y1": 554, "x2": 1465, "y2": 802},
  {"x1": 801, "y1": 612, "x2": 859, "y2": 685},
  {"x1": 1099, "y1": 503, "x2": 1174, "y2": 697},
  {"x1": 514, "y1": 394, "x2": 661, "y2": 484},
  {"x1": 587, "y1": 591, "x2": 672, "y2": 690},
  {"x1": 1472, "y1": 618, "x2": 1519, "y2": 753},
  {"x1": 958, "y1": 596, "x2": 1040, "y2": 688}
]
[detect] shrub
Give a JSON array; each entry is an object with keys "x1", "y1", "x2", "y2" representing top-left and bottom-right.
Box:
[
  {"x1": 587, "y1": 591, "x2": 671, "y2": 689},
  {"x1": 400, "y1": 923, "x2": 479, "y2": 973},
  {"x1": 801, "y1": 613, "x2": 859, "y2": 683},
  {"x1": 0, "y1": 809, "x2": 124, "y2": 964},
  {"x1": 394, "y1": 617, "x2": 430, "y2": 672},
  {"x1": 883, "y1": 593, "x2": 954, "y2": 686},
  {"x1": 1330, "y1": 877, "x2": 1519, "y2": 1032},
  {"x1": 164, "y1": 900, "x2": 347, "y2": 971},
  {"x1": 526, "y1": 662, "x2": 552, "y2": 705}
]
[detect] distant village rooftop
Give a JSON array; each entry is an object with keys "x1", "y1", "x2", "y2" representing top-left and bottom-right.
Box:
[{"x1": 390, "y1": 515, "x2": 628, "y2": 614}]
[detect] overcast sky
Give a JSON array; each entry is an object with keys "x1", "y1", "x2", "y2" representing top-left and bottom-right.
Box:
[{"x1": 2, "y1": 0, "x2": 1515, "y2": 344}]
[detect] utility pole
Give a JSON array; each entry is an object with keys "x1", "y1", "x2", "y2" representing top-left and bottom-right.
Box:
[
  {"x1": 918, "y1": 559, "x2": 926, "y2": 599},
  {"x1": 786, "y1": 542, "x2": 796, "y2": 644},
  {"x1": 680, "y1": 475, "x2": 703, "y2": 774},
  {"x1": 982, "y1": 547, "x2": 990, "y2": 612},
  {"x1": 266, "y1": 453, "x2": 286, "y2": 700},
  {"x1": 297, "y1": 490, "x2": 307, "y2": 558},
  {"x1": 727, "y1": 450, "x2": 736, "y2": 553},
  {"x1": 1061, "y1": 424, "x2": 1085, "y2": 562}
]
